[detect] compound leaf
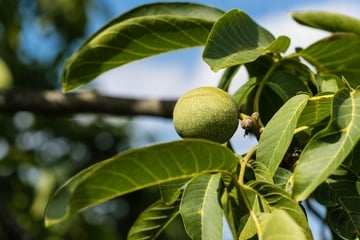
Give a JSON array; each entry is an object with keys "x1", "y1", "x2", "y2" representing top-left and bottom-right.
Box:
[{"x1": 292, "y1": 88, "x2": 360, "y2": 201}]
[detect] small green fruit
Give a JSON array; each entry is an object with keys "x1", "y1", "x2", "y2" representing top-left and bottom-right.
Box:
[{"x1": 173, "y1": 86, "x2": 239, "y2": 143}]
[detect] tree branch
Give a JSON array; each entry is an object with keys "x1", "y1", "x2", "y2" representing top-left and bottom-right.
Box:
[{"x1": 0, "y1": 90, "x2": 176, "y2": 118}]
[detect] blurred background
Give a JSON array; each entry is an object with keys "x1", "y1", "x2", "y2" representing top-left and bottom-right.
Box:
[{"x1": 0, "y1": 0, "x2": 359, "y2": 239}]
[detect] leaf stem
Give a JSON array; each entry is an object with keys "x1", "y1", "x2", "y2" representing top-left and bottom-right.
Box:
[
  {"x1": 253, "y1": 61, "x2": 280, "y2": 126},
  {"x1": 238, "y1": 145, "x2": 257, "y2": 186}
]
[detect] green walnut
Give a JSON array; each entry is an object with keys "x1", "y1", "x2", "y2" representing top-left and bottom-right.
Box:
[{"x1": 173, "y1": 86, "x2": 239, "y2": 143}]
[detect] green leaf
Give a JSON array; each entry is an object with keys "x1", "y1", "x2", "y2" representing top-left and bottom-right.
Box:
[
  {"x1": 343, "y1": 143, "x2": 360, "y2": 175},
  {"x1": 128, "y1": 199, "x2": 180, "y2": 240},
  {"x1": 180, "y1": 173, "x2": 223, "y2": 240},
  {"x1": 314, "y1": 178, "x2": 359, "y2": 207},
  {"x1": 159, "y1": 179, "x2": 189, "y2": 205},
  {"x1": 248, "y1": 161, "x2": 273, "y2": 183},
  {"x1": 221, "y1": 185, "x2": 249, "y2": 239},
  {"x1": 266, "y1": 71, "x2": 312, "y2": 101},
  {"x1": 298, "y1": 33, "x2": 360, "y2": 88},
  {"x1": 291, "y1": 11, "x2": 360, "y2": 36},
  {"x1": 232, "y1": 77, "x2": 257, "y2": 107},
  {"x1": 260, "y1": 209, "x2": 308, "y2": 240},
  {"x1": 297, "y1": 93, "x2": 333, "y2": 127},
  {"x1": 238, "y1": 193, "x2": 261, "y2": 240},
  {"x1": 217, "y1": 65, "x2": 241, "y2": 91},
  {"x1": 273, "y1": 168, "x2": 292, "y2": 191},
  {"x1": 203, "y1": 9, "x2": 290, "y2": 71},
  {"x1": 257, "y1": 94, "x2": 309, "y2": 176},
  {"x1": 62, "y1": 3, "x2": 224, "y2": 91},
  {"x1": 44, "y1": 139, "x2": 237, "y2": 227},
  {"x1": 316, "y1": 74, "x2": 344, "y2": 93},
  {"x1": 292, "y1": 88, "x2": 360, "y2": 201},
  {"x1": 328, "y1": 196, "x2": 360, "y2": 239},
  {"x1": 245, "y1": 181, "x2": 311, "y2": 238}
]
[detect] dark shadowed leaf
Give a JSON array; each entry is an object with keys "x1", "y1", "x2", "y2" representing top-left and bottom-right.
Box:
[
  {"x1": 328, "y1": 197, "x2": 360, "y2": 239},
  {"x1": 232, "y1": 77, "x2": 257, "y2": 107},
  {"x1": 180, "y1": 173, "x2": 223, "y2": 240},
  {"x1": 45, "y1": 139, "x2": 237, "y2": 227},
  {"x1": 203, "y1": 9, "x2": 290, "y2": 71},
  {"x1": 62, "y1": 3, "x2": 224, "y2": 91},
  {"x1": 266, "y1": 71, "x2": 311, "y2": 101},
  {"x1": 218, "y1": 65, "x2": 241, "y2": 91}
]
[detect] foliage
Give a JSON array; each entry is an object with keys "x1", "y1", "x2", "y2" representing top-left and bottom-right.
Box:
[
  {"x1": 1, "y1": 1, "x2": 359, "y2": 239},
  {"x1": 42, "y1": 2, "x2": 360, "y2": 239}
]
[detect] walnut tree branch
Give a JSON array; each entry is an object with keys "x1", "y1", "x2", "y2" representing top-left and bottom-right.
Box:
[{"x1": 0, "y1": 90, "x2": 176, "y2": 118}]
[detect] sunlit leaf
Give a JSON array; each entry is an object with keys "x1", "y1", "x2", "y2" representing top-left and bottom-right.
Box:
[
  {"x1": 180, "y1": 173, "x2": 223, "y2": 240},
  {"x1": 291, "y1": 11, "x2": 360, "y2": 36},
  {"x1": 315, "y1": 74, "x2": 344, "y2": 93},
  {"x1": 248, "y1": 161, "x2": 273, "y2": 183},
  {"x1": 241, "y1": 181, "x2": 311, "y2": 239},
  {"x1": 257, "y1": 94, "x2": 309, "y2": 176},
  {"x1": 298, "y1": 33, "x2": 360, "y2": 88},
  {"x1": 328, "y1": 196, "x2": 360, "y2": 239},
  {"x1": 45, "y1": 139, "x2": 237, "y2": 227},
  {"x1": 246, "y1": 181, "x2": 310, "y2": 233},
  {"x1": 297, "y1": 93, "x2": 333, "y2": 127},
  {"x1": 203, "y1": 9, "x2": 290, "y2": 71},
  {"x1": 128, "y1": 199, "x2": 179, "y2": 240},
  {"x1": 260, "y1": 209, "x2": 308, "y2": 240},
  {"x1": 238, "y1": 194, "x2": 261, "y2": 240},
  {"x1": 62, "y1": 3, "x2": 224, "y2": 91},
  {"x1": 292, "y1": 88, "x2": 360, "y2": 201}
]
